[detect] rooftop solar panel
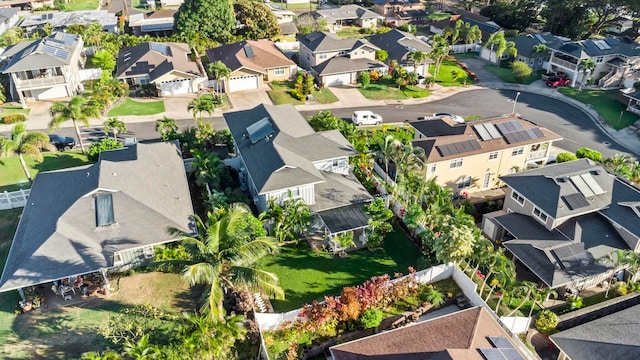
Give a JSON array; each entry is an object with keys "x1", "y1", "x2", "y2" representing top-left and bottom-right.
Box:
[
  {"x1": 563, "y1": 193, "x2": 590, "y2": 210},
  {"x1": 500, "y1": 348, "x2": 524, "y2": 360},
  {"x1": 488, "y1": 337, "x2": 514, "y2": 349},
  {"x1": 496, "y1": 121, "x2": 523, "y2": 134},
  {"x1": 570, "y1": 175, "x2": 596, "y2": 198},
  {"x1": 484, "y1": 123, "x2": 502, "y2": 139},
  {"x1": 473, "y1": 124, "x2": 492, "y2": 141},
  {"x1": 436, "y1": 140, "x2": 480, "y2": 157},
  {"x1": 480, "y1": 348, "x2": 507, "y2": 360},
  {"x1": 246, "y1": 117, "x2": 274, "y2": 144},
  {"x1": 244, "y1": 45, "x2": 255, "y2": 58},
  {"x1": 580, "y1": 173, "x2": 606, "y2": 196}
]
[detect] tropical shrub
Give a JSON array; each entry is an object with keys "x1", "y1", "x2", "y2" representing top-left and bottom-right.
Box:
[
  {"x1": 369, "y1": 70, "x2": 381, "y2": 82},
  {"x1": 512, "y1": 61, "x2": 533, "y2": 83},
  {"x1": 418, "y1": 286, "x2": 445, "y2": 308},
  {"x1": 615, "y1": 281, "x2": 628, "y2": 296},
  {"x1": 535, "y1": 310, "x2": 558, "y2": 334},
  {"x1": 1, "y1": 113, "x2": 27, "y2": 124},
  {"x1": 567, "y1": 295, "x2": 583, "y2": 310},
  {"x1": 556, "y1": 152, "x2": 577, "y2": 163},
  {"x1": 359, "y1": 308, "x2": 383, "y2": 329},
  {"x1": 575, "y1": 147, "x2": 603, "y2": 162},
  {"x1": 359, "y1": 71, "x2": 370, "y2": 88},
  {"x1": 87, "y1": 138, "x2": 124, "y2": 161}
]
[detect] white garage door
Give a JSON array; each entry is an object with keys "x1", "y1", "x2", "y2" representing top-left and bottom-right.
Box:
[
  {"x1": 325, "y1": 73, "x2": 352, "y2": 86},
  {"x1": 159, "y1": 79, "x2": 192, "y2": 96},
  {"x1": 32, "y1": 86, "x2": 69, "y2": 100},
  {"x1": 228, "y1": 75, "x2": 259, "y2": 92}
]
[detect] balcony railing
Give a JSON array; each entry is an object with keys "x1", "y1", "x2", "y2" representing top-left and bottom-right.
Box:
[
  {"x1": 528, "y1": 150, "x2": 547, "y2": 160},
  {"x1": 15, "y1": 75, "x2": 67, "y2": 88},
  {"x1": 550, "y1": 57, "x2": 578, "y2": 71}
]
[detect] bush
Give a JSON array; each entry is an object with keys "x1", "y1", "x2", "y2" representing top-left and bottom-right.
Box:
[
  {"x1": 615, "y1": 281, "x2": 628, "y2": 296},
  {"x1": 87, "y1": 138, "x2": 124, "y2": 161},
  {"x1": 358, "y1": 71, "x2": 370, "y2": 88},
  {"x1": 535, "y1": 310, "x2": 558, "y2": 334},
  {"x1": 359, "y1": 27, "x2": 374, "y2": 35},
  {"x1": 575, "y1": 147, "x2": 603, "y2": 162},
  {"x1": 1, "y1": 113, "x2": 27, "y2": 124},
  {"x1": 567, "y1": 295, "x2": 583, "y2": 310},
  {"x1": 369, "y1": 70, "x2": 381, "y2": 82},
  {"x1": 289, "y1": 88, "x2": 306, "y2": 101},
  {"x1": 512, "y1": 61, "x2": 533, "y2": 83},
  {"x1": 556, "y1": 152, "x2": 577, "y2": 163},
  {"x1": 359, "y1": 308, "x2": 383, "y2": 329}
]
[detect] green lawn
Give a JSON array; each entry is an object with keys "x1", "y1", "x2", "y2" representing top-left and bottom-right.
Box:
[
  {"x1": 426, "y1": 12, "x2": 452, "y2": 21},
  {"x1": 336, "y1": 26, "x2": 366, "y2": 39},
  {"x1": 268, "y1": 82, "x2": 338, "y2": 105},
  {"x1": 0, "y1": 105, "x2": 30, "y2": 123},
  {"x1": 483, "y1": 64, "x2": 542, "y2": 85},
  {"x1": 64, "y1": 0, "x2": 99, "y2": 11},
  {"x1": 259, "y1": 224, "x2": 421, "y2": 312},
  {"x1": 0, "y1": 152, "x2": 91, "y2": 192},
  {"x1": 107, "y1": 98, "x2": 165, "y2": 117},
  {"x1": 430, "y1": 59, "x2": 472, "y2": 86},
  {"x1": 358, "y1": 79, "x2": 430, "y2": 100},
  {"x1": 558, "y1": 88, "x2": 638, "y2": 130}
]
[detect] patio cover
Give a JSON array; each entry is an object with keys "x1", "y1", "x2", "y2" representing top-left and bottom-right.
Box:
[{"x1": 318, "y1": 203, "x2": 370, "y2": 234}]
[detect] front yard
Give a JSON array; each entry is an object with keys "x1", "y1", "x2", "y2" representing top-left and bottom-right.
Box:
[
  {"x1": 0, "y1": 152, "x2": 91, "y2": 192},
  {"x1": 258, "y1": 224, "x2": 421, "y2": 312},
  {"x1": 0, "y1": 104, "x2": 30, "y2": 124},
  {"x1": 483, "y1": 64, "x2": 543, "y2": 85},
  {"x1": 268, "y1": 81, "x2": 338, "y2": 105},
  {"x1": 558, "y1": 88, "x2": 638, "y2": 130},
  {"x1": 429, "y1": 59, "x2": 473, "y2": 86},
  {"x1": 107, "y1": 98, "x2": 166, "y2": 117},
  {"x1": 359, "y1": 79, "x2": 430, "y2": 100}
]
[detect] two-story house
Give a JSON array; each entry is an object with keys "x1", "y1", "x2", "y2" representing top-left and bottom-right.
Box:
[
  {"x1": 0, "y1": 32, "x2": 84, "y2": 108},
  {"x1": 480, "y1": 33, "x2": 564, "y2": 69},
  {"x1": 545, "y1": 36, "x2": 640, "y2": 88},
  {"x1": 314, "y1": 4, "x2": 381, "y2": 30},
  {"x1": 367, "y1": 28, "x2": 432, "y2": 76},
  {"x1": 224, "y1": 103, "x2": 373, "y2": 246},
  {"x1": 410, "y1": 115, "x2": 562, "y2": 193},
  {"x1": 19, "y1": 10, "x2": 118, "y2": 36},
  {"x1": 430, "y1": 10, "x2": 500, "y2": 42},
  {"x1": 0, "y1": 7, "x2": 19, "y2": 36},
  {"x1": 297, "y1": 31, "x2": 385, "y2": 86},
  {"x1": 482, "y1": 159, "x2": 640, "y2": 293},
  {"x1": 373, "y1": 0, "x2": 426, "y2": 26}
]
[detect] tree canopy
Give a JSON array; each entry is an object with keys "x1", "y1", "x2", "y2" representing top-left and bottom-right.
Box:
[
  {"x1": 174, "y1": 0, "x2": 235, "y2": 42},
  {"x1": 233, "y1": 0, "x2": 280, "y2": 40}
]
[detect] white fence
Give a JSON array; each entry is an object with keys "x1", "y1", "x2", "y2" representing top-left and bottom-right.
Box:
[
  {"x1": 78, "y1": 68, "x2": 102, "y2": 81},
  {"x1": 450, "y1": 43, "x2": 481, "y2": 54},
  {"x1": 275, "y1": 41, "x2": 300, "y2": 51},
  {"x1": 0, "y1": 189, "x2": 30, "y2": 210}
]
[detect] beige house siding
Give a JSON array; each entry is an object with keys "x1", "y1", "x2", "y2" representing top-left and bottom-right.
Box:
[
  {"x1": 315, "y1": 50, "x2": 341, "y2": 66},
  {"x1": 356, "y1": 18, "x2": 377, "y2": 28},
  {"x1": 349, "y1": 47, "x2": 376, "y2": 60},
  {"x1": 266, "y1": 66, "x2": 292, "y2": 82},
  {"x1": 154, "y1": 71, "x2": 197, "y2": 82}
]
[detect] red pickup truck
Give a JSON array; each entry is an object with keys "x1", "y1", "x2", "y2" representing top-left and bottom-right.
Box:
[{"x1": 545, "y1": 77, "x2": 571, "y2": 88}]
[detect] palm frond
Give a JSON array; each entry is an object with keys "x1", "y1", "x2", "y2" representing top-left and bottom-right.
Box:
[
  {"x1": 230, "y1": 237, "x2": 280, "y2": 267},
  {"x1": 232, "y1": 266, "x2": 285, "y2": 300},
  {"x1": 182, "y1": 262, "x2": 219, "y2": 286}
]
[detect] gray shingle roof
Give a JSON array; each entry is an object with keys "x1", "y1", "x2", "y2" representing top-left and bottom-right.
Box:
[
  {"x1": 0, "y1": 7, "x2": 18, "y2": 23},
  {"x1": 551, "y1": 304, "x2": 640, "y2": 360},
  {"x1": 19, "y1": 10, "x2": 117, "y2": 29},
  {"x1": 224, "y1": 104, "x2": 358, "y2": 194},
  {"x1": 312, "y1": 170, "x2": 373, "y2": 212},
  {"x1": 116, "y1": 42, "x2": 205, "y2": 81},
  {"x1": 367, "y1": 29, "x2": 432, "y2": 65},
  {"x1": 314, "y1": 4, "x2": 380, "y2": 21},
  {"x1": 0, "y1": 142, "x2": 194, "y2": 292},
  {"x1": 1, "y1": 32, "x2": 81, "y2": 72},
  {"x1": 550, "y1": 36, "x2": 640, "y2": 58},
  {"x1": 297, "y1": 31, "x2": 378, "y2": 53},
  {"x1": 313, "y1": 56, "x2": 386, "y2": 75}
]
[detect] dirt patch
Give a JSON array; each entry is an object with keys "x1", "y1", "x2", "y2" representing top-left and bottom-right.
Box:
[{"x1": 110, "y1": 272, "x2": 197, "y2": 312}]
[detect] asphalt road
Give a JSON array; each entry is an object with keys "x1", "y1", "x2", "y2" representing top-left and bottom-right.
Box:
[{"x1": 9, "y1": 89, "x2": 637, "y2": 159}]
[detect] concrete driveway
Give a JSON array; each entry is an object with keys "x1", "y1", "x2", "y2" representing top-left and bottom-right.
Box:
[{"x1": 227, "y1": 89, "x2": 273, "y2": 110}]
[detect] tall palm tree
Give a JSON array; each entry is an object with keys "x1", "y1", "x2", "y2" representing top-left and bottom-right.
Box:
[
  {"x1": 428, "y1": 34, "x2": 450, "y2": 77},
  {"x1": 207, "y1": 60, "x2": 231, "y2": 97},
  {"x1": 49, "y1": 96, "x2": 99, "y2": 153},
  {"x1": 0, "y1": 124, "x2": 56, "y2": 183},
  {"x1": 164, "y1": 203, "x2": 284, "y2": 318},
  {"x1": 578, "y1": 58, "x2": 596, "y2": 89},
  {"x1": 155, "y1": 116, "x2": 178, "y2": 140},
  {"x1": 532, "y1": 44, "x2": 548, "y2": 72},
  {"x1": 407, "y1": 50, "x2": 426, "y2": 74},
  {"x1": 507, "y1": 281, "x2": 537, "y2": 316},
  {"x1": 103, "y1": 117, "x2": 127, "y2": 140},
  {"x1": 188, "y1": 95, "x2": 215, "y2": 122},
  {"x1": 600, "y1": 250, "x2": 624, "y2": 298},
  {"x1": 376, "y1": 135, "x2": 402, "y2": 183},
  {"x1": 529, "y1": 287, "x2": 557, "y2": 317}
]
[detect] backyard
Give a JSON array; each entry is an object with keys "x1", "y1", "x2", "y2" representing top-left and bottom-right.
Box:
[
  {"x1": 0, "y1": 152, "x2": 91, "y2": 192},
  {"x1": 258, "y1": 224, "x2": 422, "y2": 312},
  {"x1": 558, "y1": 88, "x2": 639, "y2": 130},
  {"x1": 63, "y1": 0, "x2": 100, "y2": 11},
  {"x1": 359, "y1": 79, "x2": 430, "y2": 100},
  {"x1": 268, "y1": 81, "x2": 338, "y2": 105},
  {"x1": 107, "y1": 98, "x2": 165, "y2": 117}
]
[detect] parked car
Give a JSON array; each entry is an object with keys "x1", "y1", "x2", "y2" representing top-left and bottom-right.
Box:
[
  {"x1": 545, "y1": 77, "x2": 571, "y2": 88},
  {"x1": 429, "y1": 112, "x2": 465, "y2": 123},
  {"x1": 48, "y1": 134, "x2": 76, "y2": 151},
  {"x1": 541, "y1": 71, "x2": 567, "y2": 81},
  {"x1": 351, "y1": 110, "x2": 383, "y2": 126}
]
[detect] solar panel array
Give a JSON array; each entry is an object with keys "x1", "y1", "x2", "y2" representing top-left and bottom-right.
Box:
[
  {"x1": 246, "y1": 117, "x2": 274, "y2": 144},
  {"x1": 244, "y1": 45, "x2": 255, "y2": 58},
  {"x1": 496, "y1": 120, "x2": 523, "y2": 134},
  {"x1": 552, "y1": 243, "x2": 590, "y2": 270},
  {"x1": 562, "y1": 193, "x2": 590, "y2": 210},
  {"x1": 593, "y1": 39, "x2": 611, "y2": 50},
  {"x1": 436, "y1": 139, "x2": 480, "y2": 156},
  {"x1": 473, "y1": 123, "x2": 502, "y2": 141},
  {"x1": 494, "y1": 121, "x2": 545, "y2": 144},
  {"x1": 479, "y1": 337, "x2": 524, "y2": 360},
  {"x1": 569, "y1": 173, "x2": 606, "y2": 198}
]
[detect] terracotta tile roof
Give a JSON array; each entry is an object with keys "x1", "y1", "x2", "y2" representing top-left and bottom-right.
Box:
[
  {"x1": 331, "y1": 307, "x2": 527, "y2": 360},
  {"x1": 205, "y1": 39, "x2": 294, "y2": 74}
]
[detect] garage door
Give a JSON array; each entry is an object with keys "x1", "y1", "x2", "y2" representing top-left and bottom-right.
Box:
[
  {"x1": 159, "y1": 79, "x2": 192, "y2": 96},
  {"x1": 228, "y1": 75, "x2": 259, "y2": 92},
  {"x1": 325, "y1": 73, "x2": 352, "y2": 86}
]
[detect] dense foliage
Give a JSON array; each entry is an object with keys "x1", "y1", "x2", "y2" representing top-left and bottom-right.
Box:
[
  {"x1": 86, "y1": 138, "x2": 124, "y2": 161},
  {"x1": 174, "y1": 0, "x2": 235, "y2": 42},
  {"x1": 234, "y1": 0, "x2": 280, "y2": 40}
]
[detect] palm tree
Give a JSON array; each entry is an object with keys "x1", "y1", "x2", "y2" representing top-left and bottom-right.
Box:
[
  {"x1": 376, "y1": 135, "x2": 402, "y2": 183},
  {"x1": 529, "y1": 287, "x2": 557, "y2": 317},
  {"x1": 507, "y1": 281, "x2": 537, "y2": 316},
  {"x1": 179, "y1": 313, "x2": 246, "y2": 358},
  {"x1": 428, "y1": 34, "x2": 450, "y2": 78},
  {"x1": 443, "y1": 20, "x2": 463, "y2": 45},
  {"x1": 628, "y1": 161, "x2": 640, "y2": 185},
  {"x1": 578, "y1": 58, "x2": 596, "y2": 89},
  {"x1": 155, "y1": 116, "x2": 178, "y2": 140},
  {"x1": 208, "y1": 60, "x2": 231, "y2": 98},
  {"x1": 188, "y1": 95, "x2": 215, "y2": 123},
  {"x1": 600, "y1": 250, "x2": 624, "y2": 298},
  {"x1": 604, "y1": 154, "x2": 631, "y2": 174},
  {"x1": 49, "y1": 96, "x2": 99, "y2": 153},
  {"x1": 461, "y1": 23, "x2": 482, "y2": 45},
  {"x1": 1, "y1": 124, "x2": 56, "y2": 183},
  {"x1": 191, "y1": 149, "x2": 226, "y2": 189},
  {"x1": 407, "y1": 50, "x2": 426, "y2": 74},
  {"x1": 532, "y1": 44, "x2": 548, "y2": 72},
  {"x1": 123, "y1": 334, "x2": 156, "y2": 360},
  {"x1": 164, "y1": 203, "x2": 284, "y2": 318},
  {"x1": 618, "y1": 250, "x2": 640, "y2": 285},
  {"x1": 103, "y1": 117, "x2": 127, "y2": 140}
]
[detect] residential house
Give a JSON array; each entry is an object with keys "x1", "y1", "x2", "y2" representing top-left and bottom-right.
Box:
[
  {"x1": 482, "y1": 159, "x2": 640, "y2": 293},
  {"x1": 128, "y1": 9, "x2": 176, "y2": 37},
  {"x1": 116, "y1": 42, "x2": 207, "y2": 96},
  {"x1": 297, "y1": 31, "x2": 385, "y2": 86},
  {"x1": 479, "y1": 33, "x2": 563, "y2": 68},
  {"x1": 205, "y1": 39, "x2": 296, "y2": 93},
  {"x1": 410, "y1": 115, "x2": 561, "y2": 193},
  {"x1": 373, "y1": 0, "x2": 426, "y2": 26},
  {"x1": 0, "y1": 0, "x2": 54, "y2": 10},
  {"x1": 19, "y1": 10, "x2": 118, "y2": 35},
  {"x1": 545, "y1": 36, "x2": 640, "y2": 88},
  {"x1": 606, "y1": 16, "x2": 634, "y2": 36},
  {"x1": 367, "y1": 28, "x2": 432, "y2": 76},
  {"x1": 314, "y1": 4, "x2": 381, "y2": 30},
  {"x1": 224, "y1": 104, "x2": 373, "y2": 247},
  {"x1": 430, "y1": 10, "x2": 500, "y2": 42},
  {"x1": 551, "y1": 304, "x2": 640, "y2": 360},
  {"x1": 265, "y1": 3, "x2": 296, "y2": 24},
  {"x1": 0, "y1": 7, "x2": 19, "y2": 36},
  {"x1": 331, "y1": 307, "x2": 530, "y2": 359},
  {"x1": 0, "y1": 32, "x2": 84, "y2": 108},
  {"x1": 0, "y1": 142, "x2": 194, "y2": 296}
]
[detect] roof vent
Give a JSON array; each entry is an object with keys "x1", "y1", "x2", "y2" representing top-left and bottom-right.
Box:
[{"x1": 591, "y1": 169, "x2": 602, "y2": 175}]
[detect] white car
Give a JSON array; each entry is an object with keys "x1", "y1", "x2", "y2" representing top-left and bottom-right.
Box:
[
  {"x1": 351, "y1": 110, "x2": 383, "y2": 126},
  {"x1": 432, "y1": 112, "x2": 465, "y2": 123}
]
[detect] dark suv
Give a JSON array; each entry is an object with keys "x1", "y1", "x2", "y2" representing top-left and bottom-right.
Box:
[{"x1": 49, "y1": 134, "x2": 76, "y2": 151}]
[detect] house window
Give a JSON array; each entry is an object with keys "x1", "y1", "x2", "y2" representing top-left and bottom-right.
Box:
[
  {"x1": 596, "y1": 56, "x2": 604, "y2": 63},
  {"x1": 533, "y1": 207, "x2": 548, "y2": 223},
  {"x1": 511, "y1": 147, "x2": 524, "y2": 156},
  {"x1": 274, "y1": 67, "x2": 285, "y2": 76},
  {"x1": 319, "y1": 53, "x2": 327, "y2": 60},
  {"x1": 449, "y1": 158, "x2": 463, "y2": 169},
  {"x1": 139, "y1": 77, "x2": 149, "y2": 85},
  {"x1": 114, "y1": 252, "x2": 123, "y2": 266},
  {"x1": 289, "y1": 187, "x2": 300, "y2": 198},
  {"x1": 430, "y1": 163, "x2": 436, "y2": 173},
  {"x1": 95, "y1": 193, "x2": 115, "y2": 226},
  {"x1": 511, "y1": 190, "x2": 525, "y2": 206},
  {"x1": 488, "y1": 151, "x2": 498, "y2": 160},
  {"x1": 457, "y1": 176, "x2": 472, "y2": 189},
  {"x1": 332, "y1": 159, "x2": 339, "y2": 167}
]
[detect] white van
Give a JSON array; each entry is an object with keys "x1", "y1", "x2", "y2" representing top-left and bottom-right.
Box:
[{"x1": 351, "y1": 111, "x2": 383, "y2": 126}]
